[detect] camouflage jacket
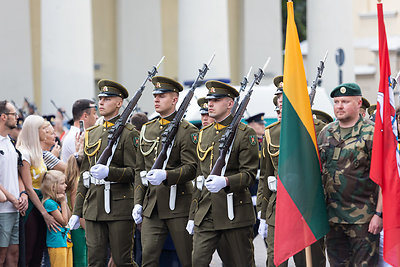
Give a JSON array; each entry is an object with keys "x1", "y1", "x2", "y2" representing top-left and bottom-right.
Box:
[{"x1": 318, "y1": 115, "x2": 378, "y2": 224}]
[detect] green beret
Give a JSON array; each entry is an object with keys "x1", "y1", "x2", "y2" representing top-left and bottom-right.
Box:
[
  {"x1": 312, "y1": 110, "x2": 333, "y2": 124},
  {"x1": 197, "y1": 97, "x2": 208, "y2": 115},
  {"x1": 205, "y1": 81, "x2": 239, "y2": 100},
  {"x1": 361, "y1": 97, "x2": 370, "y2": 110},
  {"x1": 330, "y1": 83, "x2": 362, "y2": 98},
  {"x1": 98, "y1": 79, "x2": 129, "y2": 99},
  {"x1": 152, "y1": 76, "x2": 183, "y2": 95}
]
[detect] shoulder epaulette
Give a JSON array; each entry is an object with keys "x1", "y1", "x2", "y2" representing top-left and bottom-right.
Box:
[
  {"x1": 180, "y1": 119, "x2": 189, "y2": 129},
  {"x1": 200, "y1": 123, "x2": 213, "y2": 132},
  {"x1": 86, "y1": 124, "x2": 100, "y2": 131},
  {"x1": 238, "y1": 122, "x2": 246, "y2": 131},
  {"x1": 265, "y1": 121, "x2": 280, "y2": 130},
  {"x1": 143, "y1": 118, "x2": 158, "y2": 126},
  {"x1": 124, "y1": 123, "x2": 134, "y2": 131}
]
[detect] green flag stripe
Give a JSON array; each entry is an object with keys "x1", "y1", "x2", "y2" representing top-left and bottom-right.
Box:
[{"x1": 279, "y1": 93, "x2": 329, "y2": 238}]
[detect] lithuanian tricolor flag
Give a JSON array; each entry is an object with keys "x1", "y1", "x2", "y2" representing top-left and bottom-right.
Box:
[{"x1": 274, "y1": 1, "x2": 329, "y2": 265}]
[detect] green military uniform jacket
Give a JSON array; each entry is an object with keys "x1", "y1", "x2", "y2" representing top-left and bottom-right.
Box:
[
  {"x1": 73, "y1": 115, "x2": 139, "y2": 221},
  {"x1": 318, "y1": 115, "x2": 378, "y2": 224},
  {"x1": 258, "y1": 118, "x2": 326, "y2": 226},
  {"x1": 134, "y1": 112, "x2": 198, "y2": 220},
  {"x1": 194, "y1": 114, "x2": 259, "y2": 230}
]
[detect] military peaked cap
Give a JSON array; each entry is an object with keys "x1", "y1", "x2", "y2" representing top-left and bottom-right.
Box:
[
  {"x1": 205, "y1": 80, "x2": 239, "y2": 100},
  {"x1": 312, "y1": 110, "x2": 333, "y2": 124},
  {"x1": 245, "y1": 113, "x2": 265, "y2": 124},
  {"x1": 98, "y1": 79, "x2": 129, "y2": 99},
  {"x1": 273, "y1": 75, "x2": 283, "y2": 95},
  {"x1": 152, "y1": 76, "x2": 183, "y2": 95},
  {"x1": 197, "y1": 97, "x2": 209, "y2": 115}
]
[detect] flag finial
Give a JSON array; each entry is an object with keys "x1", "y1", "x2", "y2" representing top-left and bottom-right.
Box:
[{"x1": 377, "y1": 0, "x2": 381, "y2": 3}]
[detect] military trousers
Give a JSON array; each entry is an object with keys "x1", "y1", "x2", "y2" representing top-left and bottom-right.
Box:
[
  {"x1": 326, "y1": 222, "x2": 379, "y2": 267},
  {"x1": 85, "y1": 220, "x2": 137, "y2": 267},
  {"x1": 141, "y1": 209, "x2": 192, "y2": 267},
  {"x1": 266, "y1": 225, "x2": 326, "y2": 267},
  {"x1": 192, "y1": 213, "x2": 255, "y2": 267}
]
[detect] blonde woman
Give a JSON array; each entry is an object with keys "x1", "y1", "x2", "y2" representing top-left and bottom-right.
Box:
[
  {"x1": 40, "y1": 122, "x2": 66, "y2": 172},
  {"x1": 17, "y1": 115, "x2": 60, "y2": 266}
]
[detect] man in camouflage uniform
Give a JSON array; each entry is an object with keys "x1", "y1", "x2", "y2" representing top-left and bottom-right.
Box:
[
  {"x1": 132, "y1": 76, "x2": 198, "y2": 267},
  {"x1": 192, "y1": 81, "x2": 259, "y2": 266},
  {"x1": 318, "y1": 82, "x2": 383, "y2": 266},
  {"x1": 257, "y1": 76, "x2": 326, "y2": 267},
  {"x1": 69, "y1": 80, "x2": 139, "y2": 266}
]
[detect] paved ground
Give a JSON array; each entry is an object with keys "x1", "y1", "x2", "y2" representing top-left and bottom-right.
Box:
[{"x1": 209, "y1": 234, "x2": 329, "y2": 267}]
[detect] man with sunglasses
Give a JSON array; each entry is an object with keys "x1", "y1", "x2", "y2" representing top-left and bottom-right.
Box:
[
  {"x1": 61, "y1": 99, "x2": 98, "y2": 162},
  {"x1": 0, "y1": 100, "x2": 28, "y2": 267}
]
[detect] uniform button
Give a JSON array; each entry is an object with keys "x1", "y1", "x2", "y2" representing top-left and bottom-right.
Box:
[
  {"x1": 216, "y1": 131, "x2": 219, "y2": 134},
  {"x1": 123, "y1": 195, "x2": 126, "y2": 198},
  {"x1": 160, "y1": 126, "x2": 163, "y2": 130},
  {"x1": 181, "y1": 192, "x2": 185, "y2": 195},
  {"x1": 154, "y1": 158, "x2": 157, "y2": 161},
  {"x1": 240, "y1": 200, "x2": 243, "y2": 204}
]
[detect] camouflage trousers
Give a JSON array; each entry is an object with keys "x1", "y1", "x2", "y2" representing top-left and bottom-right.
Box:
[{"x1": 326, "y1": 223, "x2": 379, "y2": 267}]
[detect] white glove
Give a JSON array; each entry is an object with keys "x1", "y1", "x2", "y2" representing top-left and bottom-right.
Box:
[
  {"x1": 68, "y1": 215, "x2": 80, "y2": 230},
  {"x1": 205, "y1": 175, "x2": 227, "y2": 193},
  {"x1": 132, "y1": 204, "x2": 143, "y2": 224},
  {"x1": 90, "y1": 164, "x2": 109, "y2": 180},
  {"x1": 257, "y1": 210, "x2": 262, "y2": 220},
  {"x1": 146, "y1": 169, "x2": 167, "y2": 186},
  {"x1": 251, "y1": 195, "x2": 257, "y2": 206},
  {"x1": 258, "y1": 219, "x2": 268, "y2": 239},
  {"x1": 268, "y1": 176, "x2": 277, "y2": 192},
  {"x1": 186, "y1": 220, "x2": 194, "y2": 235}
]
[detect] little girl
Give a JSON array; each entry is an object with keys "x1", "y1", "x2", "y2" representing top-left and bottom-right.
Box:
[{"x1": 41, "y1": 170, "x2": 73, "y2": 267}]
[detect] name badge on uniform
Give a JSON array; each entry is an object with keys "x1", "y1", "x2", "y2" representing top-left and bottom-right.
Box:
[{"x1": 333, "y1": 147, "x2": 341, "y2": 160}]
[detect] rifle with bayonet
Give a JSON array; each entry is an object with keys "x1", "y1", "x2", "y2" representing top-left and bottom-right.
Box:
[
  {"x1": 51, "y1": 100, "x2": 71, "y2": 120},
  {"x1": 151, "y1": 53, "x2": 215, "y2": 170},
  {"x1": 96, "y1": 56, "x2": 165, "y2": 165},
  {"x1": 309, "y1": 51, "x2": 328, "y2": 107},
  {"x1": 231, "y1": 66, "x2": 252, "y2": 114},
  {"x1": 24, "y1": 97, "x2": 39, "y2": 115},
  {"x1": 11, "y1": 100, "x2": 26, "y2": 119},
  {"x1": 210, "y1": 58, "x2": 270, "y2": 176}
]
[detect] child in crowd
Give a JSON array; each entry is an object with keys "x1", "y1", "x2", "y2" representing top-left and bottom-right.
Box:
[{"x1": 41, "y1": 170, "x2": 73, "y2": 267}]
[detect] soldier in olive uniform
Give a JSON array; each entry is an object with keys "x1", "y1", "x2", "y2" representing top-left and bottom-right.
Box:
[
  {"x1": 132, "y1": 76, "x2": 198, "y2": 267},
  {"x1": 68, "y1": 80, "x2": 139, "y2": 266},
  {"x1": 318, "y1": 83, "x2": 383, "y2": 266},
  {"x1": 192, "y1": 81, "x2": 259, "y2": 266},
  {"x1": 197, "y1": 97, "x2": 214, "y2": 127},
  {"x1": 258, "y1": 76, "x2": 326, "y2": 267}
]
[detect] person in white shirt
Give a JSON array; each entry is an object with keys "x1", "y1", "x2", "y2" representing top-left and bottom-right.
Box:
[
  {"x1": 61, "y1": 99, "x2": 97, "y2": 162},
  {"x1": 0, "y1": 100, "x2": 28, "y2": 266}
]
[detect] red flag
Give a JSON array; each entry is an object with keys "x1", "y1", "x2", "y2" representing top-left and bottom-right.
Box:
[{"x1": 370, "y1": 3, "x2": 400, "y2": 266}]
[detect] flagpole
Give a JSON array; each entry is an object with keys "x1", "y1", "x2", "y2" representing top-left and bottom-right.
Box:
[{"x1": 305, "y1": 246, "x2": 312, "y2": 267}]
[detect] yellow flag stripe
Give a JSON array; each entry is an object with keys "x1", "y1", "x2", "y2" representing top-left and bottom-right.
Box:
[{"x1": 283, "y1": 1, "x2": 318, "y2": 152}]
